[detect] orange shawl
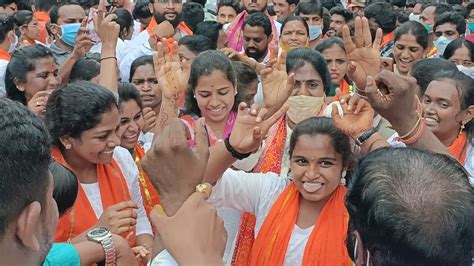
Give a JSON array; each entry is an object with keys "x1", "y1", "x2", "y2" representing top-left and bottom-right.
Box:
[
  {"x1": 134, "y1": 144, "x2": 161, "y2": 218},
  {"x1": 146, "y1": 18, "x2": 192, "y2": 49},
  {"x1": 232, "y1": 117, "x2": 287, "y2": 266},
  {"x1": 250, "y1": 184, "x2": 351, "y2": 265},
  {"x1": 426, "y1": 47, "x2": 438, "y2": 58},
  {"x1": 380, "y1": 31, "x2": 395, "y2": 50},
  {"x1": 0, "y1": 48, "x2": 10, "y2": 61},
  {"x1": 448, "y1": 132, "x2": 469, "y2": 165},
  {"x1": 34, "y1": 11, "x2": 49, "y2": 45},
  {"x1": 52, "y1": 148, "x2": 136, "y2": 246}
]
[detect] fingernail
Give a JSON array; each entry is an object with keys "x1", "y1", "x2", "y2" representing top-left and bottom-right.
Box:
[{"x1": 366, "y1": 77, "x2": 372, "y2": 86}]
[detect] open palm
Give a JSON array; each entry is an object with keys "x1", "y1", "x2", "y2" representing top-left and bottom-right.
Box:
[{"x1": 331, "y1": 98, "x2": 374, "y2": 139}]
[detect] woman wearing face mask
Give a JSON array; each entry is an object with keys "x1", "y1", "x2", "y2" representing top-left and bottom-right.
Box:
[
  {"x1": 316, "y1": 37, "x2": 352, "y2": 97},
  {"x1": 13, "y1": 10, "x2": 40, "y2": 47},
  {"x1": 117, "y1": 82, "x2": 160, "y2": 220},
  {"x1": 393, "y1": 21, "x2": 429, "y2": 76},
  {"x1": 443, "y1": 39, "x2": 474, "y2": 78},
  {"x1": 47, "y1": 81, "x2": 154, "y2": 263},
  {"x1": 280, "y1": 16, "x2": 310, "y2": 52},
  {"x1": 5, "y1": 44, "x2": 60, "y2": 116}
]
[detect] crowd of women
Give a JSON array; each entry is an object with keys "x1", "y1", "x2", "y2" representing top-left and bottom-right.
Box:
[{"x1": 0, "y1": 0, "x2": 473, "y2": 264}]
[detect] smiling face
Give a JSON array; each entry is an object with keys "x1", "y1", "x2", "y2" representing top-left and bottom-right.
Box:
[
  {"x1": 66, "y1": 107, "x2": 121, "y2": 164},
  {"x1": 119, "y1": 100, "x2": 144, "y2": 150},
  {"x1": 19, "y1": 56, "x2": 60, "y2": 103},
  {"x1": 290, "y1": 134, "x2": 344, "y2": 203},
  {"x1": 273, "y1": 0, "x2": 295, "y2": 22},
  {"x1": 393, "y1": 33, "x2": 425, "y2": 75},
  {"x1": 131, "y1": 64, "x2": 162, "y2": 110},
  {"x1": 194, "y1": 70, "x2": 235, "y2": 124},
  {"x1": 281, "y1": 20, "x2": 309, "y2": 50},
  {"x1": 322, "y1": 44, "x2": 347, "y2": 85}
]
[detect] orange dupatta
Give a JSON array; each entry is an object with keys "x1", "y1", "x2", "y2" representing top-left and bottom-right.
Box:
[
  {"x1": 0, "y1": 48, "x2": 11, "y2": 61},
  {"x1": 380, "y1": 31, "x2": 395, "y2": 50},
  {"x1": 52, "y1": 148, "x2": 137, "y2": 246},
  {"x1": 134, "y1": 144, "x2": 161, "y2": 218},
  {"x1": 448, "y1": 132, "x2": 469, "y2": 165},
  {"x1": 250, "y1": 184, "x2": 351, "y2": 265},
  {"x1": 232, "y1": 117, "x2": 287, "y2": 266}
]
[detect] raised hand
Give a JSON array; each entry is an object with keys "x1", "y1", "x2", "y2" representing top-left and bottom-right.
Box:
[
  {"x1": 342, "y1": 16, "x2": 382, "y2": 91},
  {"x1": 72, "y1": 17, "x2": 92, "y2": 59},
  {"x1": 330, "y1": 95, "x2": 374, "y2": 139},
  {"x1": 28, "y1": 90, "x2": 52, "y2": 116},
  {"x1": 93, "y1": 0, "x2": 120, "y2": 50},
  {"x1": 141, "y1": 118, "x2": 209, "y2": 216},
  {"x1": 229, "y1": 103, "x2": 288, "y2": 154},
  {"x1": 141, "y1": 107, "x2": 157, "y2": 133},
  {"x1": 96, "y1": 201, "x2": 138, "y2": 235}
]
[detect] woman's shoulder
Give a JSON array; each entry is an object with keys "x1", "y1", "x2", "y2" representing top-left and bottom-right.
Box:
[{"x1": 113, "y1": 146, "x2": 139, "y2": 180}]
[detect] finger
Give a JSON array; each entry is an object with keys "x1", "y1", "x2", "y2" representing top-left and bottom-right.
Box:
[
  {"x1": 153, "y1": 51, "x2": 162, "y2": 74},
  {"x1": 354, "y1": 99, "x2": 365, "y2": 115},
  {"x1": 109, "y1": 201, "x2": 138, "y2": 211},
  {"x1": 114, "y1": 217, "x2": 137, "y2": 227},
  {"x1": 170, "y1": 41, "x2": 179, "y2": 62},
  {"x1": 364, "y1": 76, "x2": 381, "y2": 108},
  {"x1": 255, "y1": 108, "x2": 268, "y2": 123},
  {"x1": 103, "y1": 13, "x2": 118, "y2": 23},
  {"x1": 265, "y1": 58, "x2": 277, "y2": 69},
  {"x1": 97, "y1": 0, "x2": 106, "y2": 21},
  {"x1": 269, "y1": 43, "x2": 279, "y2": 62},
  {"x1": 250, "y1": 104, "x2": 259, "y2": 116},
  {"x1": 362, "y1": 17, "x2": 372, "y2": 47},
  {"x1": 354, "y1": 16, "x2": 363, "y2": 48},
  {"x1": 125, "y1": 231, "x2": 134, "y2": 241},
  {"x1": 330, "y1": 102, "x2": 343, "y2": 124},
  {"x1": 286, "y1": 73, "x2": 295, "y2": 93},
  {"x1": 348, "y1": 93, "x2": 359, "y2": 111},
  {"x1": 334, "y1": 88, "x2": 343, "y2": 102},
  {"x1": 194, "y1": 118, "x2": 210, "y2": 159},
  {"x1": 260, "y1": 68, "x2": 272, "y2": 80},
  {"x1": 238, "y1": 102, "x2": 248, "y2": 112},
  {"x1": 372, "y1": 28, "x2": 383, "y2": 51},
  {"x1": 262, "y1": 104, "x2": 288, "y2": 131},
  {"x1": 168, "y1": 118, "x2": 188, "y2": 149},
  {"x1": 115, "y1": 225, "x2": 134, "y2": 235},
  {"x1": 278, "y1": 51, "x2": 287, "y2": 72},
  {"x1": 342, "y1": 24, "x2": 355, "y2": 53},
  {"x1": 252, "y1": 126, "x2": 263, "y2": 140},
  {"x1": 116, "y1": 208, "x2": 137, "y2": 219}
]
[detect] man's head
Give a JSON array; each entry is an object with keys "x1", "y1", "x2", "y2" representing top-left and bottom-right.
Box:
[
  {"x1": 194, "y1": 21, "x2": 227, "y2": 49},
  {"x1": 295, "y1": 0, "x2": 324, "y2": 27},
  {"x1": 149, "y1": 0, "x2": 183, "y2": 28},
  {"x1": 182, "y1": 2, "x2": 204, "y2": 32},
  {"x1": 433, "y1": 12, "x2": 466, "y2": 41},
  {"x1": 49, "y1": 2, "x2": 86, "y2": 46},
  {"x1": 242, "y1": 12, "x2": 273, "y2": 62},
  {"x1": 133, "y1": 0, "x2": 153, "y2": 29},
  {"x1": 420, "y1": 3, "x2": 452, "y2": 32},
  {"x1": 242, "y1": 0, "x2": 267, "y2": 14},
  {"x1": 328, "y1": 6, "x2": 353, "y2": 37},
  {"x1": 178, "y1": 35, "x2": 213, "y2": 62},
  {"x1": 346, "y1": 148, "x2": 474, "y2": 266},
  {"x1": 0, "y1": 98, "x2": 58, "y2": 264},
  {"x1": 349, "y1": 0, "x2": 365, "y2": 17},
  {"x1": 0, "y1": 14, "x2": 15, "y2": 50},
  {"x1": 364, "y1": 2, "x2": 397, "y2": 35},
  {"x1": 273, "y1": 0, "x2": 298, "y2": 23},
  {"x1": 0, "y1": 0, "x2": 16, "y2": 15},
  {"x1": 390, "y1": 0, "x2": 406, "y2": 11}
]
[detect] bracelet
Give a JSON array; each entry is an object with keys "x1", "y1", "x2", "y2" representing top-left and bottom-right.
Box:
[
  {"x1": 398, "y1": 115, "x2": 422, "y2": 139},
  {"x1": 355, "y1": 127, "x2": 378, "y2": 146},
  {"x1": 100, "y1": 56, "x2": 117, "y2": 62},
  {"x1": 399, "y1": 119, "x2": 425, "y2": 145},
  {"x1": 224, "y1": 136, "x2": 251, "y2": 160}
]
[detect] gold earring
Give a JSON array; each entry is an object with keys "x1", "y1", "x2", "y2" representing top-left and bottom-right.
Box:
[
  {"x1": 65, "y1": 144, "x2": 71, "y2": 149},
  {"x1": 459, "y1": 123, "x2": 465, "y2": 135}
]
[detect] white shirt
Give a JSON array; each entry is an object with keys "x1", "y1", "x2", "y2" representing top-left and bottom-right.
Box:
[
  {"x1": 90, "y1": 38, "x2": 127, "y2": 68},
  {"x1": 81, "y1": 146, "x2": 153, "y2": 236},
  {"x1": 0, "y1": 59, "x2": 9, "y2": 97}
]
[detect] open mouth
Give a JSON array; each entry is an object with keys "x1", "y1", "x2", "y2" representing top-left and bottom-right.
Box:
[{"x1": 302, "y1": 181, "x2": 323, "y2": 193}]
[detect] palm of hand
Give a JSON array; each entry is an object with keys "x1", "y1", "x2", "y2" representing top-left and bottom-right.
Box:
[
  {"x1": 347, "y1": 47, "x2": 381, "y2": 88},
  {"x1": 263, "y1": 69, "x2": 289, "y2": 108},
  {"x1": 158, "y1": 62, "x2": 186, "y2": 99},
  {"x1": 230, "y1": 112, "x2": 264, "y2": 154},
  {"x1": 334, "y1": 103, "x2": 374, "y2": 139}
]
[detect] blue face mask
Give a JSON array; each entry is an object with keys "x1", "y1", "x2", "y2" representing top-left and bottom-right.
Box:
[
  {"x1": 308, "y1": 25, "x2": 322, "y2": 40},
  {"x1": 434, "y1": 36, "x2": 452, "y2": 56},
  {"x1": 59, "y1": 23, "x2": 81, "y2": 47},
  {"x1": 468, "y1": 22, "x2": 474, "y2": 34}
]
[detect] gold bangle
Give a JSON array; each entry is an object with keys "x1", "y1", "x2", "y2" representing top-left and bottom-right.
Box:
[
  {"x1": 195, "y1": 183, "x2": 212, "y2": 198},
  {"x1": 398, "y1": 115, "x2": 421, "y2": 139}
]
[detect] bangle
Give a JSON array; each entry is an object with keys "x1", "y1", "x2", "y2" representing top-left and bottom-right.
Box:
[
  {"x1": 100, "y1": 56, "x2": 117, "y2": 62},
  {"x1": 224, "y1": 136, "x2": 251, "y2": 160},
  {"x1": 399, "y1": 119, "x2": 425, "y2": 145},
  {"x1": 398, "y1": 115, "x2": 421, "y2": 139}
]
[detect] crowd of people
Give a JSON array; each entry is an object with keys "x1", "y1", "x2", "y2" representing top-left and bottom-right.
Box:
[{"x1": 0, "y1": 0, "x2": 473, "y2": 264}]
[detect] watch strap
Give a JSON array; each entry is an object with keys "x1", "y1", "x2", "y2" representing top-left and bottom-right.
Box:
[
  {"x1": 101, "y1": 235, "x2": 116, "y2": 266},
  {"x1": 356, "y1": 127, "x2": 378, "y2": 146},
  {"x1": 224, "y1": 137, "x2": 251, "y2": 160}
]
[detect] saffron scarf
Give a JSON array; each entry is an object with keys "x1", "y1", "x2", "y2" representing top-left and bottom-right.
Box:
[
  {"x1": 134, "y1": 144, "x2": 161, "y2": 219},
  {"x1": 0, "y1": 48, "x2": 10, "y2": 61},
  {"x1": 226, "y1": 11, "x2": 279, "y2": 52},
  {"x1": 380, "y1": 31, "x2": 395, "y2": 50},
  {"x1": 52, "y1": 148, "x2": 136, "y2": 246},
  {"x1": 250, "y1": 184, "x2": 351, "y2": 265},
  {"x1": 426, "y1": 47, "x2": 438, "y2": 58},
  {"x1": 448, "y1": 131, "x2": 468, "y2": 165},
  {"x1": 231, "y1": 117, "x2": 287, "y2": 266},
  {"x1": 34, "y1": 11, "x2": 50, "y2": 45}
]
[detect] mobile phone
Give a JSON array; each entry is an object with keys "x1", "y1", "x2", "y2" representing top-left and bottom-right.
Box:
[
  {"x1": 86, "y1": 8, "x2": 101, "y2": 44},
  {"x1": 381, "y1": 57, "x2": 394, "y2": 72}
]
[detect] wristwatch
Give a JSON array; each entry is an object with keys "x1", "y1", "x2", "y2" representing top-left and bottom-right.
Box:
[
  {"x1": 355, "y1": 127, "x2": 378, "y2": 146},
  {"x1": 86, "y1": 227, "x2": 116, "y2": 266}
]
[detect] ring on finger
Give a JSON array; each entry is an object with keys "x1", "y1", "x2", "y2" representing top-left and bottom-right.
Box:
[
  {"x1": 36, "y1": 101, "x2": 40, "y2": 107},
  {"x1": 196, "y1": 183, "x2": 213, "y2": 198}
]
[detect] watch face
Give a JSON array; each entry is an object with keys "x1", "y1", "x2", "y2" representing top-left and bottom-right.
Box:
[{"x1": 89, "y1": 227, "x2": 108, "y2": 238}]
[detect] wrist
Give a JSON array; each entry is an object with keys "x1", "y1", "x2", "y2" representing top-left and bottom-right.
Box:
[
  {"x1": 391, "y1": 114, "x2": 419, "y2": 137},
  {"x1": 225, "y1": 136, "x2": 251, "y2": 160}
]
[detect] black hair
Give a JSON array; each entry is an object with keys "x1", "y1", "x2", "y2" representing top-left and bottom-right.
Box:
[
  {"x1": 320, "y1": 0, "x2": 339, "y2": 10},
  {"x1": 295, "y1": 0, "x2": 324, "y2": 17},
  {"x1": 390, "y1": 0, "x2": 406, "y2": 8},
  {"x1": 184, "y1": 50, "x2": 237, "y2": 116},
  {"x1": 45, "y1": 81, "x2": 118, "y2": 150},
  {"x1": 243, "y1": 12, "x2": 272, "y2": 37},
  {"x1": 315, "y1": 36, "x2": 345, "y2": 53},
  {"x1": 13, "y1": 10, "x2": 34, "y2": 27},
  {"x1": 468, "y1": 2, "x2": 474, "y2": 17},
  {"x1": 129, "y1": 55, "x2": 154, "y2": 83},
  {"x1": 452, "y1": 4, "x2": 468, "y2": 19},
  {"x1": 0, "y1": 14, "x2": 14, "y2": 43},
  {"x1": 397, "y1": 11, "x2": 410, "y2": 25},
  {"x1": 422, "y1": 3, "x2": 453, "y2": 21},
  {"x1": 289, "y1": 117, "x2": 352, "y2": 168},
  {"x1": 233, "y1": 61, "x2": 258, "y2": 104},
  {"x1": 6, "y1": 45, "x2": 56, "y2": 105},
  {"x1": 433, "y1": 12, "x2": 466, "y2": 37},
  {"x1": 346, "y1": 147, "x2": 473, "y2": 266},
  {"x1": 217, "y1": 0, "x2": 241, "y2": 14},
  {"x1": 395, "y1": 21, "x2": 429, "y2": 50},
  {"x1": 178, "y1": 35, "x2": 214, "y2": 55},
  {"x1": 183, "y1": 2, "x2": 205, "y2": 32},
  {"x1": 194, "y1": 20, "x2": 223, "y2": 50},
  {"x1": 364, "y1": 2, "x2": 397, "y2": 34},
  {"x1": 49, "y1": 2, "x2": 83, "y2": 24},
  {"x1": 286, "y1": 48, "x2": 332, "y2": 95},
  {"x1": 443, "y1": 39, "x2": 474, "y2": 62},
  {"x1": 118, "y1": 81, "x2": 142, "y2": 109},
  {"x1": 0, "y1": 98, "x2": 51, "y2": 238},
  {"x1": 70, "y1": 54, "x2": 101, "y2": 82},
  {"x1": 112, "y1": 8, "x2": 134, "y2": 39},
  {"x1": 329, "y1": 6, "x2": 354, "y2": 23},
  {"x1": 280, "y1": 15, "x2": 309, "y2": 37},
  {"x1": 447, "y1": 0, "x2": 462, "y2": 4},
  {"x1": 37, "y1": 0, "x2": 56, "y2": 11},
  {"x1": 322, "y1": 6, "x2": 330, "y2": 35},
  {"x1": 189, "y1": 0, "x2": 206, "y2": 7},
  {"x1": 49, "y1": 161, "x2": 78, "y2": 217},
  {"x1": 132, "y1": 0, "x2": 152, "y2": 20},
  {"x1": 410, "y1": 58, "x2": 457, "y2": 94},
  {"x1": 0, "y1": 0, "x2": 15, "y2": 8}
]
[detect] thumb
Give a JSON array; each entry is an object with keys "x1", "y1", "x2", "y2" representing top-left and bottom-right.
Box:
[
  {"x1": 364, "y1": 76, "x2": 380, "y2": 109},
  {"x1": 150, "y1": 205, "x2": 169, "y2": 230},
  {"x1": 334, "y1": 88, "x2": 343, "y2": 101},
  {"x1": 194, "y1": 117, "x2": 210, "y2": 159}
]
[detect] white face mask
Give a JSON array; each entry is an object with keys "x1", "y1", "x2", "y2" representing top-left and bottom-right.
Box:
[
  {"x1": 286, "y1": 95, "x2": 326, "y2": 125},
  {"x1": 8, "y1": 33, "x2": 17, "y2": 54},
  {"x1": 409, "y1": 13, "x2": 420, "y2": 23},
  {"x1": 457, "y1": 64, "x2": 474, "y2": 79},
  {"x1": 433, "y1": 36, "x2": 453, "y2": 56},
  {"x1": 308, "y1": 24, "x2": 322, "y2": 41}
]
